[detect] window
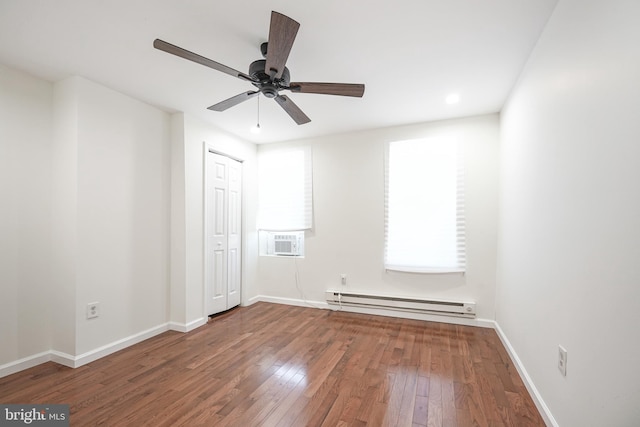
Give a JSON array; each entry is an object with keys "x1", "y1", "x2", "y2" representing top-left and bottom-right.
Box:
[
  {"x1": 384, "y1": 136, "x2": 465, "y2": 273},
  {"x1": 257, "y1": 147, "x2": 312, "y2": 256}
]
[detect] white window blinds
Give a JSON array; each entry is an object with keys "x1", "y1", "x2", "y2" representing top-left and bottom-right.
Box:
[
  {"x1": 257, "y1": 147, "x2": 312, "y2": 231},
  {"x1": 384, "y1": 136, "x2": 465, "y2": 273}
]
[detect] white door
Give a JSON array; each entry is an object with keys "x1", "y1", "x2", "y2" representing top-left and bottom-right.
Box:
[{"x1": 205, "y1": 152, "x2": 242, "y2": 316}]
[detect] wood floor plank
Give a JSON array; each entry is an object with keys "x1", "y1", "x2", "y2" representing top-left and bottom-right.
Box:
[
  {"x1": 427, "y1": 375, "x2": 444, "y2": 427},
  {"x1": 0, "y1": 302, "x2": 545, "y2": 426},
  {"x1": 413, "y1": 394, "x2": 429, "y2": 426},
  {"x1": 382, "y1": 366, "x2": 409, "y2": 425},
  {"x1": 397, "y1": 367, "x2": 419, "y2": 426}
]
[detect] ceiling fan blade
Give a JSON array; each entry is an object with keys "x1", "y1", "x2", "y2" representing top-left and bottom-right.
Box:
[
  {"x1": 289, "y1": 82, "x2": 365, "y2": 97},
  {"x1": 264, "y1": 12, "x2": 300, "y2": 80},
  {"x1": 208, "y1": 91, "x2": 259, "y2": 112},
  {"x1": 153, "y1": 39, "x2": 254, "y2": 82},
  {"x1": 275, "y1": 95, "x2": 311, "y2": 125}
]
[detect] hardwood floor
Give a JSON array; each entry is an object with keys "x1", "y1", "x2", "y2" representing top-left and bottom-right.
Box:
[{"x1": 0, "y1": 302, "x2": 545, "y2": 426}]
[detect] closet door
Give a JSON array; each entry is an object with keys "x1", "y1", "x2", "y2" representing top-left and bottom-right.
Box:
[{"x1": 205, "y1": 151, "x2": 242, "y2": 316}]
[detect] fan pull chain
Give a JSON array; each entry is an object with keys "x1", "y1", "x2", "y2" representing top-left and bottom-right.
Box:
[{"x1": 251, "y1": 95, "x2": 261, "y2": 134}]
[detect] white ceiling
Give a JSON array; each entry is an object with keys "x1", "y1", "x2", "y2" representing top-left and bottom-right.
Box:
[{"x1": 0, "y1": 0, "x2": 557, "y2": 143}]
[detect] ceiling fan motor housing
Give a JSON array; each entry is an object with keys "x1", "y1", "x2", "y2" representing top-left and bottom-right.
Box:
[{"x1": 249, "y1": 59, "x2": 290, "y2": 98}]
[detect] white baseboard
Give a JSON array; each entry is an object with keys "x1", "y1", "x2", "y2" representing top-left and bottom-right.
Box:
[
  {"x1": 0, "y1": 323, "x2": 171, "y2": 376},
  {"x1": 49, "y1": 350, "x2": 76, "y2": 368},
  {"x1": 0, "y1": 351, "x2": 52, "y2": 379},
  {"x1": 493, "y1": 321, "x2": 557, "y2": 427},
  {"x1": 250, "y1": 294, "x2": 330, "y2": 310},
  {"x1": 168, "y1": 317, "x2": 207, "y2": 333},
  {"x1": 244, "y1": 295, "x2": 263, "y2": 306},
  {"x1": 69, "y1": 323, "x2": 170, "y2": 368}
]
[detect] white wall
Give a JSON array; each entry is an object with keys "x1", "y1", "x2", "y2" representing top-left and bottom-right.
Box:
[
  {"x1": 170, "y1": 113, "x2": 258, "y2": 328},
  {"x1": 257, "y1": 114, "x2": 500, "y2": 321},
  {"x1": 69, "y1": 77, "x2": 171, "y2": 355},
  {"x1": 497, "y1": 0, "x2": 640, "y2": 425},
  {"x1": 0, "y1": 64, "x2": 53, "y2": 365},
  {"x1": 1, "y1": 70, "x2": 173, "y2": 370},
  {"x1": 51, "y1": 77, "x2": 79, "y2": 356},
  {"x1": 1, "y1": 65, "x2": 259, "y2": 372}
]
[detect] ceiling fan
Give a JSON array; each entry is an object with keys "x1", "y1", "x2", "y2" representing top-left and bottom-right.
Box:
[{"x1": 153, "y1": 11, "x2": 365, "y2": 125}]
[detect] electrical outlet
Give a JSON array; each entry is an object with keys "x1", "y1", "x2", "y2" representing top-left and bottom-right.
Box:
[
  {"x1": 87, "y1": 302, "x2": 100, "y2": 319},
  {"x1": 340, "y1": 274, "x2": 347, "y2": 286},
  {"x1": 558, "y1": 345, "x2": 567, "y2": 376}
]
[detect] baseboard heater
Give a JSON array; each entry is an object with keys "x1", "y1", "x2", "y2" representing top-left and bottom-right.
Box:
[{"x1": 325, "y1": 290, "x2": 476, "y2": 318}]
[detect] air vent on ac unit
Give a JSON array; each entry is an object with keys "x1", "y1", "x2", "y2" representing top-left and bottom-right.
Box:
[{"x1": 266, "y1": 231, "x2": 303, "y2": 256}]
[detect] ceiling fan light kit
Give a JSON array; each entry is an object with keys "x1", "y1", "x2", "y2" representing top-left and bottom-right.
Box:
[{"x1": 154, "y1": 11, "x2": 365, "y2": 126}]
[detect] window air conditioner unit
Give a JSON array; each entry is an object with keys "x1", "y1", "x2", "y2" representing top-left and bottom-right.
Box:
[{"x1": 268, "y1": 232, "x2": 303, "y2": 256}]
